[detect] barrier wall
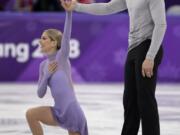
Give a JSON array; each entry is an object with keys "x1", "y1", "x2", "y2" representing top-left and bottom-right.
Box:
[{"x1": 0, "y1": 13, "x2": 179, "y2": 83}]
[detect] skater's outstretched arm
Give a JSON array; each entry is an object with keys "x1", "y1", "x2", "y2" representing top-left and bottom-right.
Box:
[{"x1": 61, "y1": 0, "x2": 127, "y2": 15}]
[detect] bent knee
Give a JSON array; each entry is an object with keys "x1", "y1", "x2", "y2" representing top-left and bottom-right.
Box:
[{"x1": 26, "y1": 108, "x2": 36, "y2": 120}]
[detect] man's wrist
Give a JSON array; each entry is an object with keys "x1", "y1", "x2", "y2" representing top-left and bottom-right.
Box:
[{"x1": 146, "y1": 54, "x2": 155, "y2": 61}]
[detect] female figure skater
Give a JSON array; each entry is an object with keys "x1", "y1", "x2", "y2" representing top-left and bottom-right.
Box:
[
  {"x1": 25, "y1": 4, "x2": 88, "y2": 135},
  {"x1": 60, "y1": 0, "x2": 167, "y2": 135}
]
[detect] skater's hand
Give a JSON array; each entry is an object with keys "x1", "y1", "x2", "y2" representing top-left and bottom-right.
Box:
[
  {"x1": 142, "y1": 59, "x2": 154, "y2": 78},
  {"x1": 60, "y1": 0, "x2": 77, "y2": 12},
  {"x1": 48, "y1": 61, "x2": 58, "y2": 75}
]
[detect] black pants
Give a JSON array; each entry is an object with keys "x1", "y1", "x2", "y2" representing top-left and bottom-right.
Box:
[{"x1": 121, "y1": 39, "x2": 163, "y2": 135}]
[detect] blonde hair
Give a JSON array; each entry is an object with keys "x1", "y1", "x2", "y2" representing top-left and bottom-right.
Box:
[{"x1": 44, "y1": 29, "x2": 62, "y2": 50}]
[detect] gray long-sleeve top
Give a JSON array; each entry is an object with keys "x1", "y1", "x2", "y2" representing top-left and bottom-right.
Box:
[{"x1": 75, "y1": 0, "x2": 167, "y2": 60}]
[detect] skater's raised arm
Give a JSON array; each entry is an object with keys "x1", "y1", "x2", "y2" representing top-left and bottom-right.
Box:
[{"x1": 56, "y1": 11, "x2": 72, "y2": 60}]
